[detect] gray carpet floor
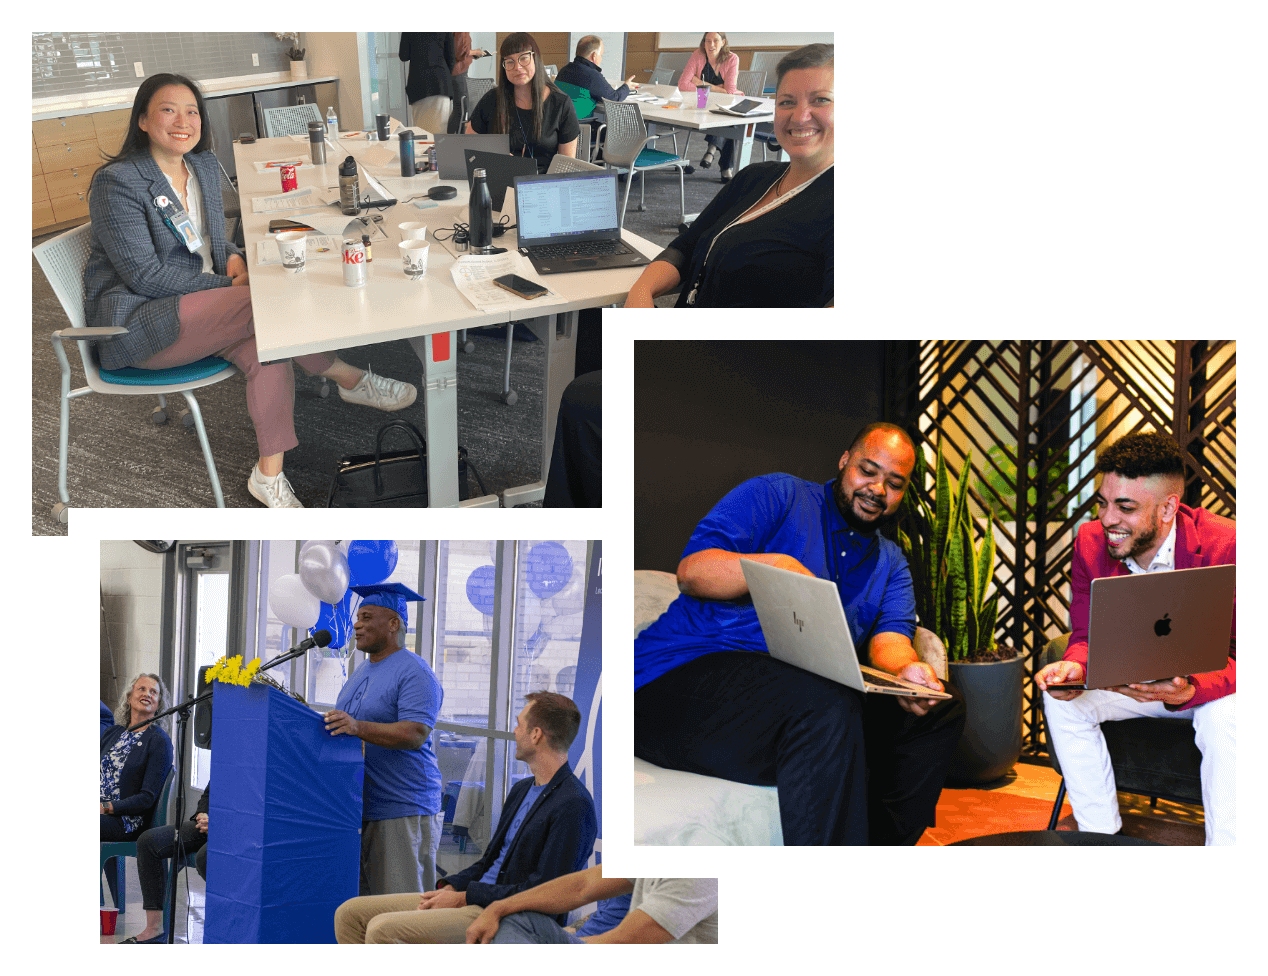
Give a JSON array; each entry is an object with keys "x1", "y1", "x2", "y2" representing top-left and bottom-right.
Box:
[{"x1": 30, "y1": 138, "x2": 768, "y2": 533}]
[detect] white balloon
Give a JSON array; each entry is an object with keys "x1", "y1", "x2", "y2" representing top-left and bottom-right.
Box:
[
  {"x1": 298, "y1": 542, "x2": 351, "y2": 605},
  {"x1": 270, "y1": 573, "x2": 321, "y2": 629},
  {"x1": 300, "y1": 539, "x2": 339, "y2": 557},
  {"x1": 548, "y1": 573, "x2": 586, "y2": 618}
]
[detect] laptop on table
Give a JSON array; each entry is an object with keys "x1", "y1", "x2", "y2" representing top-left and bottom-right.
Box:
[
  {"x1": 434, "y1": 133, "x2": 511, "y2": 179},
  {"x1": 740, "y1": 559, "x2": 951, "y2": 699},
  {"x1": 512, "y1": 170, "x2": 651, "y2": 275},
  {"x1": 1047, "y1": 564, "x2": 1235, "y2": 690},
  {"x1": 463, "y1": 148, "x2": 537, "y2": 214}
]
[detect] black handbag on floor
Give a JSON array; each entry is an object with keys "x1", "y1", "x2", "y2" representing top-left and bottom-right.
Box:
[{"x1": 326, "y1": 419, "x2": 480, "y2": 507}]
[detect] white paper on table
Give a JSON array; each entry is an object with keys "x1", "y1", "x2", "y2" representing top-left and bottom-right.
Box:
[
  {"x1": 449, "y1": 253, "x2": 556, "y2": 312},
  {"x1": 254, "y1": 234, "x2": 345, "y2": 266},
  {"x1": 358, "y1": 145, "x2": 398, "y2": 169},
  {"x1": 252, "y1": 156, "x2": 313, "y2": 173},
  {"x1": 250, "y1": 187, "x2": 340, "y2": 213}
]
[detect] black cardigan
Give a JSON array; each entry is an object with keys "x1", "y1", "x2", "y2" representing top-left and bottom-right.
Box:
[
  {"x1": 100, "y1": 719, "x2": 174, "y2": 820},
  {"x1": 660, "y1": 161, "x2": 834, "y2": 307},
  {"x1": 400, "y1": 33, "x2": 455, "y2": 102}
]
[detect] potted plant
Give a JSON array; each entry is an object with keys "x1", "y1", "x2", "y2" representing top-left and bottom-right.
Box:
[
  {"x1": 276, "y1": 33, "x2": 306, "y2": 80},
  {"x1": 897, "y1": 440, "x2": 1025, "y2": 784}
]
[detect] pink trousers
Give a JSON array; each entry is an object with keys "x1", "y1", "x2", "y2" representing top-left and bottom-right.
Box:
[{"x1": 139, "y1": 286, "x2": 336, "y2": 457}]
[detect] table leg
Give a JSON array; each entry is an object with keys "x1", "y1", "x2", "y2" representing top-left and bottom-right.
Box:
[
  {"x1": 501, "y1": 311, "x2": 577, "y2": 507},
  {"x1": 406, "y1": 330, "x2": 460, "y2": 508}
]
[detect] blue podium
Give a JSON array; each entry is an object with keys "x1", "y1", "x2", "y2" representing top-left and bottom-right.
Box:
[{"x1": 204, "y1": 683, "x2": 363, "y2": 943}]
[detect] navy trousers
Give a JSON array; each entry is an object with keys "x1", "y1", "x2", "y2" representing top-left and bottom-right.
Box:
[{"x1": 635, "y1": 651, "x2": 965, "y2": 845}]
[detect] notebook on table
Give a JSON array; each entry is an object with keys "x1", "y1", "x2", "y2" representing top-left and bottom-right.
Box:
[
  {"x1": 1047, "y1": 564, "x2": 1235, "y2": 690},
  {"x1": 512, "y1": 170, "x2": 651, "y2": 275},
  {"x1": 740, "y1": 558, "x2": 951, "y2": 698}
]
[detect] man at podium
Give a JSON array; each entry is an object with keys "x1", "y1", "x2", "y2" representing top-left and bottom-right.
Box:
[{"x1": 324, "y1": 582, "x2": 444, "y2": 895}]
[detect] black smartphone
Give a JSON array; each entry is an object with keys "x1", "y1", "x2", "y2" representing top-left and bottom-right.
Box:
[{"x1": 492, "y1": 274, "x2": 547, "y2": 300}]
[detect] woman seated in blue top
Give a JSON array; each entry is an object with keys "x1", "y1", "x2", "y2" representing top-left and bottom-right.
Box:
[
  {"x1": 83, "y1": 73, "x2": 419, "y2": 508},
  {"x1": 101, "y1": 675, "x2": 174, "y2": 910},
  {"x1": 624, "y1": 44, "x2": 834, "y2": 308},
  {"x1": 466, "y1": 33, "x2": 580, "y2": 173}
]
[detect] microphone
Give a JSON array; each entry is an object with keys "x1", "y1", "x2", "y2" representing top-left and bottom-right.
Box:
[{"x1": 261, "y1": 630, "x2": 334, "y2": 672}]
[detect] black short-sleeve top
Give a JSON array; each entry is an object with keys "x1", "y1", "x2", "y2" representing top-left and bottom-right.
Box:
[
  {"x1": 659, "y1": 161, "x2": 834, "y2": 307},
  {"x1": 469, "y1": 87, "x2": 581, "y2": 173}
]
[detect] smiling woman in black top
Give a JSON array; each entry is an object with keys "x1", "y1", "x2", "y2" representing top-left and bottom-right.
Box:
[
  {"x1": 466, "y1": 32, "x2": 580, "y2": 174},
  {"x1": 625, "y1": 43, "x2": 834, "y2": 308}
]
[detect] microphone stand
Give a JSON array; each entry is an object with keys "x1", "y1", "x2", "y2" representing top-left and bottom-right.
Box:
[{"x1": 127, "y1": 635, "x2": 327, "y2": 943}]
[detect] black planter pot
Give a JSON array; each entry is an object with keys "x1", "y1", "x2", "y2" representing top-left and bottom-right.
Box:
[{"x1": 946, "y1": 651, "x2": 1026, "y2": 785}]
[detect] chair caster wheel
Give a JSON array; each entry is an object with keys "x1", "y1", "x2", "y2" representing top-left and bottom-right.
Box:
[
  {"x1": 463, "y1": 340, "x2": 475, "y2": 354},
  {"x1": 52, "y1": 502, "x2": 69, "y2": 524},
  {"x1": 678, "y1": 223, "x2": 690, "y2": 235},
  {"x1": 179, "y1": 409, "x2": 195, "y2": 428},
  {"x1": 501, "y1": 389, "x2": 518, "y2": 406},
  {"x1": 151, "y1": 407, "x2": 168, "y2": 425},
  {"x1": 319, "y1": 378, "x2": 331, "y2": 398}
]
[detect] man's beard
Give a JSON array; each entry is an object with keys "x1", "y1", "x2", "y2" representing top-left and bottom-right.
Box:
[
  {"x1": 833, "y1": 475, "x2": 899, "y2": 534},
  {"x1": 1106, "y1": 517, "x2": 1159, "y2": 563}
]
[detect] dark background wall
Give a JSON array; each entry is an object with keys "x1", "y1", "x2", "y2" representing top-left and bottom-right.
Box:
[{"x1": 635, "y1": 340, "x2": 888, "y2": 571}]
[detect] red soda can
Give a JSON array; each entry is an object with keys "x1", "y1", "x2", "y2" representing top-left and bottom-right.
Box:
[
  {"x1": 342, "y1": 238, "x2": 367, "y2": 287},
  {"x1": 280, "y1": 164, "x2": 298, "y2": 192}
]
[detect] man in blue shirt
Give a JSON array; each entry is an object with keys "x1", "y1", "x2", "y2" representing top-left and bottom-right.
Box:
[
  {"x1": 636, "y1": 422, "x2": 965, "y2": 845},
  {"x1": 325, "y1": 581, "x2": 444, "y2": 895},
  {"x1": 334, "y1": 691, "x2": 597, "y2": 942}
]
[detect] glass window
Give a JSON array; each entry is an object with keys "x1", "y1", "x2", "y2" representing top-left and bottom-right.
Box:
[
  {"x1": 434, "y1": 541, "x2": 499, "y2": 727},
  {"x1": 190, "y1": 572, "x2": 229, "y2": 790},
  {"x1": 436, "y1": 736, "x2": 506, "y2": 879}
]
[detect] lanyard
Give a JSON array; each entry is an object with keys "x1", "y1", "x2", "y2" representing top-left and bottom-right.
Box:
[{"x1": 154, "y1": 192, "x2": 204, "y2": 253}]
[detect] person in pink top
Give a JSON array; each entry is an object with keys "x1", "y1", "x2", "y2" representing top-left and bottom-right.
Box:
[
  {"x1": 678, "y1": 32, "x2": 741, "y2": 181},
  {"x1": 1036, "y1": 431, "x2": 1236, "y2": 844}
]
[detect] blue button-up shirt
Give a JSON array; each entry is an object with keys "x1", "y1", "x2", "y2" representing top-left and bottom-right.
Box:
[{"x1": 635, "y1": 474, "x2": 917, "y2": 690}]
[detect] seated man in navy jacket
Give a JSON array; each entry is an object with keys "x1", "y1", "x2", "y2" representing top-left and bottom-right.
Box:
[
  {"x1": 334, "y1": 691, "x2": 598, "y2": 943},
  {"x1": 557, "y1": 35, "x2": 639, "y2": 104}
]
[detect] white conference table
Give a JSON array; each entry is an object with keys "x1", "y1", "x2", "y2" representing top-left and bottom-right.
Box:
[
  {"x1": 633, "y1": 85, "x2": 776, "y2": 221},
  {"x1": 234, "y1": 134, "x2": 656, "y2": 507}
]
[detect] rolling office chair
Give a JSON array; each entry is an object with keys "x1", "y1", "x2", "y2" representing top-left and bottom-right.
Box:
[
  {"x1": 596, "y1": 100, "x2": 687, "y2": 228},
  {"x1": 34, "y1": 223, "x2": 237, "y2": 520},
  {"x1": 647, "y1": 67, "x2": 676, "y2": 86},
  {"x1": 1040, "y1": 634, "x2": 1205, "y2": 830},
  {"x1": 260, "y1": 102, "x2": 325, "y2": 138},
  {"x1": 100, "y1": 767, "x2": 176, "y2": 914}
]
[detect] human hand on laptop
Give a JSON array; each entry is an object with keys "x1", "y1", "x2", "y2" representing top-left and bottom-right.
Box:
[
  {"x1": 1036, "y1": 660, "x2": 1085, "y2": 699},
  {"x1": 895, "y1": 661, "x2": 945, "y2": 716},
  {"x1": 1111, "y1": 676, "x2": 1195, "y2": 706}
]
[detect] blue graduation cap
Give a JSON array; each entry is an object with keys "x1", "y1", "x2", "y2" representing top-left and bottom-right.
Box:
[{"x1": 350, "y1": 581, "x2": 425, "y2": 626}]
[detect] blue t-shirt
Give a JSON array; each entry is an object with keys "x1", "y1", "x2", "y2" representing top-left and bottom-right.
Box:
[
  {"x1": 635, "y1": 474, "x2": 917, "y2": 690},
  {"x1": 478, "y1": 780, "x2": 547, "y2": 884},
  {"x1": 335, "y1": 648, "x2": 444, "y2": 821}
]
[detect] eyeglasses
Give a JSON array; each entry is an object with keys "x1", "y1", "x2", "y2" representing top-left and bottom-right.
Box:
[{"x1": 502, "y1": 53, "x2": 535, "y2": 71}]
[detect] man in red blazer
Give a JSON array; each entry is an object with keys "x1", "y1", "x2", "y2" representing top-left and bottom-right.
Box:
[{"x1": 1036, "y1": 432, "x2": 1235, "y2": 845}]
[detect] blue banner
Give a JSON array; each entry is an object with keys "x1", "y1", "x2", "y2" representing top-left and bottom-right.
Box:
[
  {"x1": 205, "y1": 683, "x2": 363, "y2": 943},
  {"x1": 568, "y1": 543, "x2": 602, "y2": 856}
]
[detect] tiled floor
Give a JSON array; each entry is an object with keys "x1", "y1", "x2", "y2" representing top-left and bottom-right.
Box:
[{"x1": 100, "y1": 864, "x2": 206, "y2": 944}]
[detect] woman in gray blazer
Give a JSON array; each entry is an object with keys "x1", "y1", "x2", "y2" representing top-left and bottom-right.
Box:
[{"x1": 83, "y1": 73, "x2": 417, "y2": 508}]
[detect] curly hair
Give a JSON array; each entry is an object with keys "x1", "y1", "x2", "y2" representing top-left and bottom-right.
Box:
[
  {"x1": 1096, "y1": 432, "x2": 1186, "y2": 481},
  {"x1": 114, "y1": 672, "x2": 171, "y2": 735}
]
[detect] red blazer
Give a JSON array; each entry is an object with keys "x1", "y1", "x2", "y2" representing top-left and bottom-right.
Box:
[{"x1": 1066, "y1": 503, "x2": 1236, "y2": 709}]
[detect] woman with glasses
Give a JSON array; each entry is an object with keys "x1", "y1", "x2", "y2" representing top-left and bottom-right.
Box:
[{"x1": 466, "y1": 33, "x2": 579, "y2": 173}]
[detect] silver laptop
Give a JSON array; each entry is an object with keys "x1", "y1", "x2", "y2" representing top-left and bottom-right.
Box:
[
  {"x1": 434, "y1": 133, "x2": 511, "y2": 179},
  {"x1": 513, "y1": 170, "x2": 650, "y2": 275},
  {"x1": 740, "y1": 559, "x2": 951, "y2": 699},
  {"x1": 1050, "y1": 564, "x2": 1235, "y2": 690}
]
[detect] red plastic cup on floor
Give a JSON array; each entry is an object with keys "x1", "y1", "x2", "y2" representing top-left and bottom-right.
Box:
[{"x1": 101, "y1": 908, "x2": 118, "y2": 935}]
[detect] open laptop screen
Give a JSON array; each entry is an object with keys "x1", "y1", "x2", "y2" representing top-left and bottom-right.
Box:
[{"x1": 515, "y1": 172, "x2": 621, "y2": 246}]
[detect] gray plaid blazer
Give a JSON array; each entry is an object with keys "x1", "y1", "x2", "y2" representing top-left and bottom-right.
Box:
[{"x1": 83, "y1": 149, "x2": 243, "y2": 371}]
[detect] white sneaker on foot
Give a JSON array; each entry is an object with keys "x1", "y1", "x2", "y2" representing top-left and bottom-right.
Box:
[
  {"x1": 248, "y1": 465, "x2": 304, "y2": 508},
  {"x1": 338, "y1": 367, "x2": 417, "y2": 412}
]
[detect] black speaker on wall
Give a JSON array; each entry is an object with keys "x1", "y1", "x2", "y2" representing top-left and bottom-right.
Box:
[{"x1": 194, "y1": 665, "x2": 214, "y2": 748}]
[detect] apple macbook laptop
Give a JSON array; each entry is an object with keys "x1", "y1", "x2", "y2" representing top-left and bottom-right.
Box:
[
  {"x1": 463, "y1": 148, "x2": 537, "y2": 213},
  {"x1": 434, "y1": 133, "x2": 511, "y2": 179},
  {"x1": 1048, "y1": 564, "x2": 1235, "y2": 690},
  {"x1": 740, "y1": 559, "x2": 951, "y2": 699},
  {"x1": 512, "y1": 170, "x2": 651, "y2": 275}
]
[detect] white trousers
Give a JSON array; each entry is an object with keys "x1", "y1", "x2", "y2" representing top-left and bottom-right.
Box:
[
  {"x1": 1042, "y1": 689, "x2": 1235, "y2": 845},
  {"x1": 411, "y1": 96, "x2": 452, "y2": 137}
]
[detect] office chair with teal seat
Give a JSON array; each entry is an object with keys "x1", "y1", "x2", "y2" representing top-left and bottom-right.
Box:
[{"x1": 100, "y1": 766, "x2": 176, "y2": 914}]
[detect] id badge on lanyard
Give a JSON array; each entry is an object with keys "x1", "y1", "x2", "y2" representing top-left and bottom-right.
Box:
[{"x1": 154, "y1": 193, "x2": 204, "y2": 252}]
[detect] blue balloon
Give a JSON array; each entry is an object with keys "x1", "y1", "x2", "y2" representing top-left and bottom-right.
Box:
[
  {"x1": 466, "y1": 565, "x2": 497, "y2": 616},
  {"x1": 347, "y1": 540, "x2": 399, "y2": 585},
  {"x1": 314, "y1": 589, "x2": 354, "y2": 650},
  {"x1": 526, "y1": 542, "x2": 573, "y2": 600}
]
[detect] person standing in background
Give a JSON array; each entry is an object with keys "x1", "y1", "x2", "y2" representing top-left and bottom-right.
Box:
[
  {"x1": 400, "y1": 33, "x2": 455, "y2": 135},
  {"x1": 450, "y1": 33, "x2": 491, "y2": 134}
]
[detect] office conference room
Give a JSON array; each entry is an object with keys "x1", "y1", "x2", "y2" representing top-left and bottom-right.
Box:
[{"x1": 31, "y1": 31, "x2": 834, "y2": 529}]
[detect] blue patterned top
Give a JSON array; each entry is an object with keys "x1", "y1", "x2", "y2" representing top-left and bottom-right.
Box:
[{"x1": 100, "y1": 728, "x2": 146, "y2": 833}]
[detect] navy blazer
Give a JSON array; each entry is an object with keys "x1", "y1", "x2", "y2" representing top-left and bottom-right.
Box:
[
  {"x1": 83, "y1": 149, "x2": 242, "y2": 370},
  {"x1": 100, "y1": 719, "x2": 173, "y2": 820},
  {"x1": 440, "y1": 761, "x2": 596, "y2": 922}
]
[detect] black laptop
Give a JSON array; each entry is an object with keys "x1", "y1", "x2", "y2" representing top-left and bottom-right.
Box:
[
  {"x1": 463, "y1": 148, "x2": 538, "y2": 213},
  {"x1": 434, "y1": 133, "x2": 511, "y2": 179},
  {"x1": 512, "y1": 170, "x2": 650, "y2": 275}
]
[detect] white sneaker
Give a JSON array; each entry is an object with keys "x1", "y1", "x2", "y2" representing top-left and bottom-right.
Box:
[
  {"x1": 338, "y1": 367, "x2": 417, "y2": 412},
  {"x1": 248, "y1": 465, "x2": 304, "y2": 508}
]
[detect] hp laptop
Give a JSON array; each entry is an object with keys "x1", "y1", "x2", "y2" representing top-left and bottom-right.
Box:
[
  {"x1": 1047, "y1": 564, "x2": 1235, "y2": 690},
  {"x1": 740, "y1": 559, "x2": 951, "y2": 699},
  {"x1": 434, "y1": 133, "x2": 511, "y2": 179},
  {"x1": 512, "y1": 170, "x2": 651, "y2": 275},
  {"x1": 463, "y1": 148, "x2": 537, "y2": 213}
]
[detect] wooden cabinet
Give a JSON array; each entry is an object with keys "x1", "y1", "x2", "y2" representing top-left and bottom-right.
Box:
[{"x1": 32, "y1": 109, "x2": 123, "y2": 233}]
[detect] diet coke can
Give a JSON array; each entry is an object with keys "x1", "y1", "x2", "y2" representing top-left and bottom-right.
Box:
[
  {"x1": 342, "y1": 238, "x2": 367, "y2": 287},
  {"x1": 280, "y1": 164, "x2": 298, "y2": 193}
]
